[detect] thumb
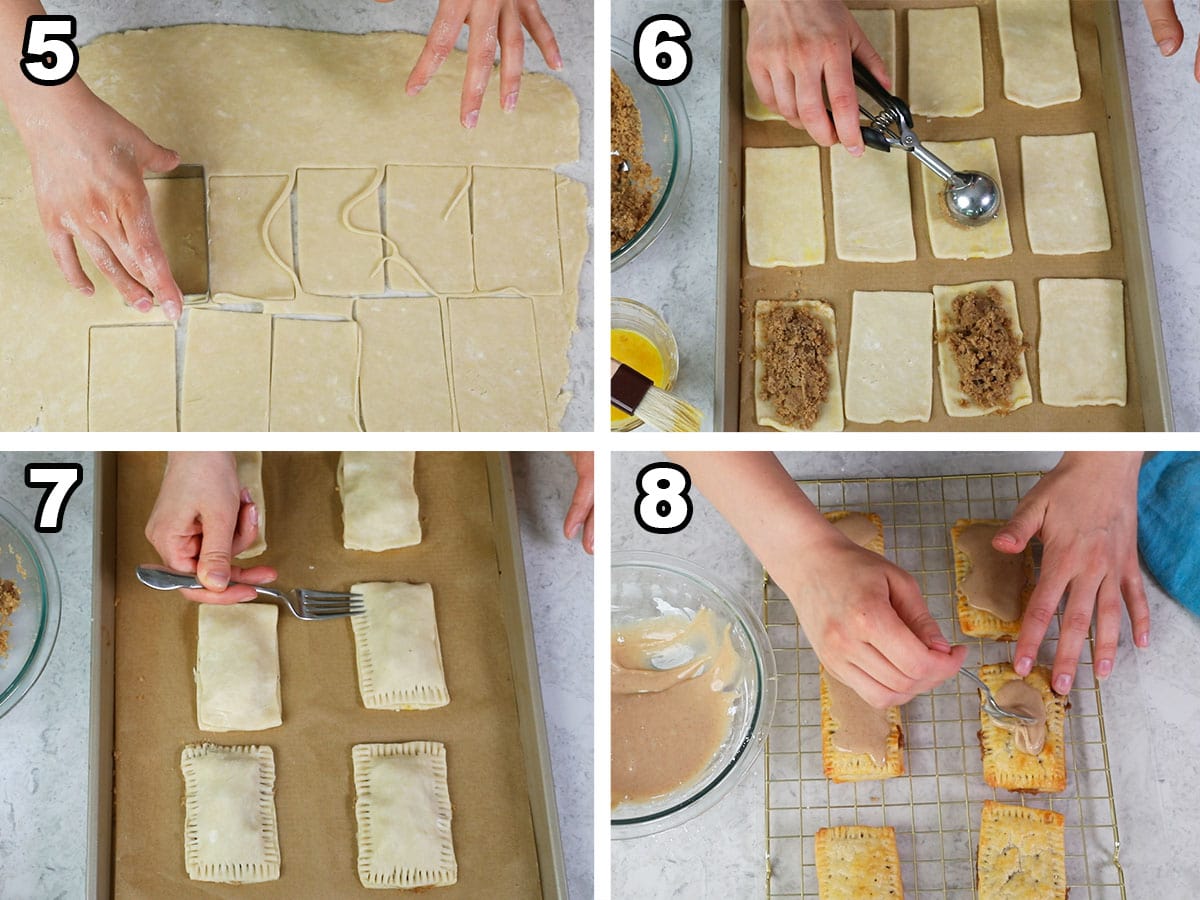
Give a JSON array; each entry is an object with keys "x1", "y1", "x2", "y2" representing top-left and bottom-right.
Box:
[
  {"x1": 1142, "y1": 0, "x2": 1184, "y2": 56},
  {"x1": 141, "y1": 137, "x2": 181, "y2": 175},
  {"x1": 888, "y1": 569, "x2": 951, "y2": 652},
  {"x1": 993, "y1": 497, "x2": 1044, "y2": 554},
  {"x1": 196, "y1": 507, "x2": 237, "y2": 592}
]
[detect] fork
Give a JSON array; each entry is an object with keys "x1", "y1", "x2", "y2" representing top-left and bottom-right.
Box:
[
  {"x1": 959, "y1": 667, "x2": 1039, "y2": 724},
  {"x1": 135, "y1": 566, "x2": 364, "y2": 621}
]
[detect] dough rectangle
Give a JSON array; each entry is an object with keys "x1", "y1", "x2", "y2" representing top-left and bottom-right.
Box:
[
  {"x1": 296, "y1": 167, "x2": 386, "y2": 297},
  {"x1": 996, "y1": 0, "x2": 1081, "y2": 108},
  {"x1": 845, "y1": 291, "x2": 933, "y2": 425},
  {"x1": 830, "y1": 147, "x2": 915, "y2": 263},
  {"x1": 145, "y1": 176, "x2": 208, "y2": 296},
  {"x1": 195, "y1": 603, "x2": 280, "y2": 731},
  {"x1": 181, "y1": 308, "x2": 272, "y2": 432},
  {"x1": 978, "y1": 664, "x2": 1068, "y2": 794},
  {"x1": 357, "y1": 298, "x2": 453, "y2": 431},
  {"x1": 820, "y1": 668, "x2": 904, "y2": 783},
  {"x1": 268, "y1": 317, "x2": 361, "y2": 432},
  {"x1": 472, "y1": 166, "x2": 562, "y2": 294},
  {"x1": 449, "y1": 297, "x2": 548, "y2": 432},
  {"x1": 1038, "y1": 278, "x2": 1126, "y2": 407},
  {"x1": 385, "y1": 165, "x2": 474, "y2": 294},
  {"x1": 977, "y1": 801, "x2": 1066, "y2": 899},
  {"x1": 182, "y1": 743, "x2": 280, "y2": 883},
  {"x1": 754, "y1": 299, "x2": 843, "y2": 431},
  {"x1": 338, "y1": 451, "x2": 421, "y2": 551},
  {"x1": 207, "y1": 174, "x2": 295, "y2": 300},
  {"x1": 353, "y1": 742, "x2": 457, "y2": 889},
  {"x1": 920, "y1": 139, "x2": 1012, "y2": 259},
  {"x1": 1022, "y1": 133, "x2": 1111, "y2": 255},
  {"x1": 351, "y1": 582, "x2": 448, "y2": 710},
  {"x1": 234, "y1": 451, "x2": 266, "y2": 559},
  {"x1": 951, "y1": 518, "x2": 1034, "y2": 638},
  {"x1": 744, "y1": 147, "x2": 824, "y2": 268},
  {"x1": 88, "y1": 326, "x2": 177, "y2": 432},
  {"x1": 908, "y1": 6, "x2": 984, "y2": 117},
  {"x1": 814, "y1": 825, "x2": 903, "y2": 899}
]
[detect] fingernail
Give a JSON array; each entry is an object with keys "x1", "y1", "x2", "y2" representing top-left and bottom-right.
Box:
[
  {"x1": 567, "y1": 522, "x2": 580, "y2": 540},
  {"x1": 1054, "y1": 674, "x2": 1072, "y2": 694},
  {"x1": 1136, "y1": 631, "x2": 1149, "y2": 648},
  {"x1": 240, "y1": 488, "x2": 252, "y2": 504},
  {"x1": 408, "y1": 82, "x2": 425, "y2": 96},
  {"x1": 210, "y1": 570, "x2": 229, "y2": 590},
  {"x1": 464, "y1": 109, "x2": 479, "y2": 129},
  {"x1": 1096, "y1": 659, "x2": 1112, "y2": 678},
  {"x1": 930, "y1": 637, "x2": 950, "y2": 652},
  {"x1": 81, "y1": 285, "x2": 95, "y2": 297},
  {"x1": 164, "y1": 300, "x2": 181, "y2": 322},
  {"x1": 1159, "y1": 38, "x2": 1178, "y2": 55},
  {"x1": 249, "y1": 503, "x2": 259, "y2": 527},
  {"x1": 1014, "y1": 655, "x2": 1033, "y2": 676},
  {"x1": 550, "y1": 52, "x2": 563, "y2": 70},
  {"x1": 503, "y1": 91, "x2": 519, "y2": 112},
  {"x1": 848, "y1": 145, "x2": 863, "y2": 157},
  {"x1": 134, "y1": 297, "x2": 152, "y2": 313}
]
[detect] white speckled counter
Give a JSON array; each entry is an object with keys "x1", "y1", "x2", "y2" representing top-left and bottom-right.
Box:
[
  {"x1": 612, "y1": 0, "x2": 1200, "y2": 431},
  {"x1": 612, "y1": 451, "x2": 1200, "y2": 898}
]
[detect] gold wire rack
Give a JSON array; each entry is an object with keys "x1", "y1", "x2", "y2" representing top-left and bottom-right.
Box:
[{"x1": 762, "y1": 473, "x2": 1126, "y2": 899}]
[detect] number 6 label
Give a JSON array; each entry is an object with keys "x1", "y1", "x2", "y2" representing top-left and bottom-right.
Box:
[
  {"x1": 634, "y1": 463, "x2": 693, "y2": 535},
  {"x1": 21, "y1": 16, "x2": 80, "y2": 87},
  {"x1": 634, "y1": 15, "x2": 692, "y2": 86}
]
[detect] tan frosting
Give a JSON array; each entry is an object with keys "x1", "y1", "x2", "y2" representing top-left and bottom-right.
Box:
[
  {"x1": 829, "y1": 512, "x2": 880, "y2": 552},
  {"x1": 992, "y1": 679, "x2": 1047, "y2": 754},
  {"x1": 958, "y1": 522, "x2": 1025, "y2": 621},
  {"x1": 825, "y1": 672, "x2": 891, "y2": 765}
]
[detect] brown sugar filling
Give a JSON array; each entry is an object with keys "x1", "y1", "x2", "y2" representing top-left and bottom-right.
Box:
[
  {"x1": 759, "y1": 305, "x2": 833, "y2": 429},
  {"x1": 944, "y1": 288, "x2": 1026, "y2": 410},
  {"x1": 610, "y1": 70, "x2": 659, "y2": 252},
  {"x1": 0, "y1": 578, "x2": 21, "y2": 658}
]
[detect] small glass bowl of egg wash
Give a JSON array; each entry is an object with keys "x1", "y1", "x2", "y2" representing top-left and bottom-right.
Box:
[{"x1": 611, "y1": 297, "x2": 679, "y2": 431}]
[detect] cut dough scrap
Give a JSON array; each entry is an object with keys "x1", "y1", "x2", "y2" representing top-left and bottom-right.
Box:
[
  {"x1": 473, "y1": 166, "x2": 562, "y2": 294},
  {"x1": 207, "y1": 174, "x2": 295, "y2": 300},
  {"x1": 338, "y1": 451, "x2": 421, "y2": 551},
  {"x1": 384, "y1": 165, "x2": 474, "y2": 294},
  {"x1": 89, "y1": 326, "x2": 177, "y2": 432},
  {"x1": 996, "y1": 0, "x2": 1081, "y2": 108},
  {"x1": 920, "y1": 139, "x2": 1012, "y2": 259},
  {"x1": 181, "y1": 308, "x2": 272, "y2": 432},
  {"x1": 357, "y1": 299, "x2": 453, "y2": 431},
  {"x1": 145, "y1": 176, "x2": 208, "y2": 296},
  {"x1": 754, "y1": 299, "x2": 843, "y2": 432},
  {"x1": 978, "y1": 664, "x2": 1068, "y2": 794},
  {"x1": 296, "y1": 167, "x2": 386, "y2": 297},
  {"x1": 845, "y1": 291, "x2": 933, "y2": 424},
  {"x1": 830, "y1": 147, "x2": 915, "y2": 263},
  {"x1": 933, "y1": 281, "x2": 1032, "y2": 417},
  {"x1": 745, "y1": 147, "x2": 824, "y2": 268},
  {"x1": 449, "y1": 297, "x2": 549, "y2": 431},
  {"x1": 1022, "y1": 133, "x2": 1111, "y2": 255},
  {"x1": 351, "y1": 582, "x2": 448, "y2": 710},
  {"x1": 814, "y1": 825, "x2": 903, "y2": 900},
  {"x1": 977, "y1": 801, "x2": 1066, "y2": 900},
  {"x1": 234, "y1": 451, "x2": 266, "y2": 559},
  {"x1": 182, "y1": 743, "x2": 280, "y2": 884},
  {"x1": 908, "y1": 6, "x2": 984, "y2": 117},
  {"x1": 195, "y1": 603, "x2": 280, "y2": 731},
  {"x1": 1038, "y1": 278, "x2": 1126, "y2": 407},
  {"x1": 268, "y1": 318, "x2": 361, "y2": 432},
  {"x1": 353, "y1": 742, "x2": 457, "y2": 889}
]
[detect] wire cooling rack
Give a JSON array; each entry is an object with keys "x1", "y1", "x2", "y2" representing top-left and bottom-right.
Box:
[{"x1": 762, "y1": 473, "x2": 1125, "y2": 899}]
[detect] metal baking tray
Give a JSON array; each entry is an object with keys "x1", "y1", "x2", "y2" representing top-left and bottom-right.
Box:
[{"x1": 716, "y1": 0, "x2": 1172, "y2": 432}]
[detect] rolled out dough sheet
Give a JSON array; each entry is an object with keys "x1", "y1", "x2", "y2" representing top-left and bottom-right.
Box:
[
  {"x1": 296, "y1": 168, "x2": 386, "y2": 297},
  {"x1": 208, "y1": 175, "x2": 295, "y2": 301},
  {"x1": 357, "y1": 298, "x2": 453, "y2": 432},
  {"x1": 754, "y1": 299, "x2": 844, "y2": 432},
  {"x1": 908, "y1": 7, "x2": 984, "y2": 117},
  {"x1": 88, "y1": 326, "x2": 177, "y2": 431},
  {"x1": 996, "y1": 0, "x2": 1081, "y2": 108},
  {"x1": 920, "y1": 139, "x2": 1012, "y2": 259},
  {"x1": 234, "y1": 451, "x2": 267, "y2": 559},
  {"x1": 845, "y1": 291, "x2": 933, "y2": 424},
  {"x1": 1021, "y1": 133, "x2": 1110, "y2": 255},
  {"x1": 830, "y1": 146, "x2": 915, "y2": 262},
  {"x1": 385, "y1": 165, "x2": 474, "y2": 294},
  {"x1": 268, "y1": 318, "x2": 361, "y2": 432},
  {"x1": 745, "y1": 147, "x2": 824, "y2": 268},
  {"x1": 181, "y1": 308, "x2": 272, "y2": 432},
  {"x1": 1038, "y1": 278, "x2": 1126, "y2": 407},
  {"x1": 472, "y1": 167, "x2": 562, "y2": 295},
  {"x1": 449, "y1": 298, "x2": 547, "y2": 431},
  {"x1": 145, "y1": 177, "x2": 208, "y2": 297},
  {"x1": 933, "y1": 281, "x2": 1032, "y2": 417}
]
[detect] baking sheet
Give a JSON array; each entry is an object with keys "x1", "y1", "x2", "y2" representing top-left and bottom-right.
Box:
[
  {"x1": 719, "y1": 0, "x2": 1169, "y2": 432},
  {"x1": 109, "y1": 452, "x2": 545, "y2": 897}
]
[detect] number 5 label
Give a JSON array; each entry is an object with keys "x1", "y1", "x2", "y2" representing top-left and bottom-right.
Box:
[
  {"x1": 21, "y1": 16, "x2": 80, "y2": 87},
  {"x1": 634, "y1": 15, "x2": 692, "y2": 86},
  {"x1": 25, "y1": 463, "x2": 83, "y2": 534},
  {"x1": 634, "y1": 463, "x2": 693, "y2": 535}
]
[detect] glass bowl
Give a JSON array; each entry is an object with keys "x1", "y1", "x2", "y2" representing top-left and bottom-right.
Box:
[
  {"x1": 0, "y1": 496, "x2": 62, "y2": 721},
  {"x1": 611, "y1": 297, "x2": 680, "y2": 432},
  {"x1": 610, "y1": 37, "x2": 692, "y2": 270},
  {"x1": 611, "y1": 551, "x2": 776, "y2": 838}
]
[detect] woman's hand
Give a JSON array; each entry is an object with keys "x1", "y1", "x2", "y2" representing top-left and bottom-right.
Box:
[
  {"x1": 994, "y1": 453, "x2": 1149, "y2": 694},
  {"x1": 145, "y1": 452, "x2": 276, "y2": 604},
  {"x1": 1142, "y1": 0, "x2": 1200, "y2": 82},
  {"x1": 564, "y1": 451, "x2": 594, "y2": 555}
]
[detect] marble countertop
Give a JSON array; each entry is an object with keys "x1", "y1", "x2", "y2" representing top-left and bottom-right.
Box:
[
  {"x1": 611, "y1": 0, "x2": 1200, "y2": 432},
  {"x1": 0, "y1": 452, "x2": 594, "y2": 899},
  {"x1": 47, "y1": 0, "x2": 594, "y2": 433},
  {"x1": 612, "y1": 451, "x2": 1200, "y2": 898}
]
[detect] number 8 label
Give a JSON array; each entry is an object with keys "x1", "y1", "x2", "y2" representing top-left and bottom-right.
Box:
[{"x1": 635, "y1": 463, "x2": 693, "y2": 535}]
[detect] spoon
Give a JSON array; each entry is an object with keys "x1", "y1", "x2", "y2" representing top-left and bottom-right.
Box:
[{"x1": 960, "y1": 668, "x2": 1038, "y2": 724}]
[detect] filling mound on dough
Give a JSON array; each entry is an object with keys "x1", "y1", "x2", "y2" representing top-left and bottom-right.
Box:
[
  {"x1": 610, "y1": 70, "x2": 659, "y2": 252},
  {"x1": 759, "y1": 305, "x2": 833, "y2": 429},
  {"x1": 0, "y1": 578, "x2": 21, "y2": 658},
  {"x1": 944, "y1": 288, "x2": 1025, "y2": 410}
]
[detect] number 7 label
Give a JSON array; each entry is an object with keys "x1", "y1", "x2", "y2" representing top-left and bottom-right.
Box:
[{"x1": 24, "y1": 463, "x2": 83, "y2": 534}]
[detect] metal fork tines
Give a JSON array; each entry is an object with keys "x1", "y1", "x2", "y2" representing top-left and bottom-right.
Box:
[
  {"x1": 960, "y1": 667, "x2": 1038, "y2": 724},
  {"x1": 135, "y1": 566, "x2": 364, "y2": 621}
]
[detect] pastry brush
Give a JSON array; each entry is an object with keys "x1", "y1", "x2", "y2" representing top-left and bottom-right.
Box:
[{"x1": 610, "y1": 359, "x2": 702, "y2": 432}]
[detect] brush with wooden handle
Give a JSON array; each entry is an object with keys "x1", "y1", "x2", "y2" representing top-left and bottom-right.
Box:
[{"x1": 610, "y1": 359, "x2": 702, "y2": 432}]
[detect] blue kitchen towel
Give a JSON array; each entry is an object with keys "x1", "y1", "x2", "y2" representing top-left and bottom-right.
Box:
[{"x1": 1138, "y1": 451, "x2": 1200, "y2": 617}]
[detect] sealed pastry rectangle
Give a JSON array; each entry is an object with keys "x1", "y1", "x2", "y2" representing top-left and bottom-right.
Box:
[
  {"x1": 977, "y1": 801, "x2": 1066, "y2": 899},
  {"x1": 821, "y1": 667, "x2": 903, "y2": 783},
  {"x1": 195, "y1": 603, "x2": 281, "y2": 732},
  {"x1": 978, "y1": 663, "x2": 1067, "y2": 794},
  {"x1": 234, "y1": 451, "x2": 267, "y2": 559},
  {"x1": 351, "y1": 582, "x2": 448, "y2": 710},
  {"x1": 181, "y1": 743, "x2": 280, "y2": 883},
  {"x1": 824, "y1": 511, "x2": 884, "y2": 556},
  {"x1": 951, "y1": 518, "x2": 1034, "y2": 638},
  {"x1": 338, "y1": 451, "x2": 421, "y2": 551},
  {"x1": 754, "y1": 300, "x2": 843, "y2": 432},
  {"x1": 353, "y1": 741, "x2": 457, "y2": 889},
  {"x1": 815, "y1": 825, "x2": 903, "y2": 899}
]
